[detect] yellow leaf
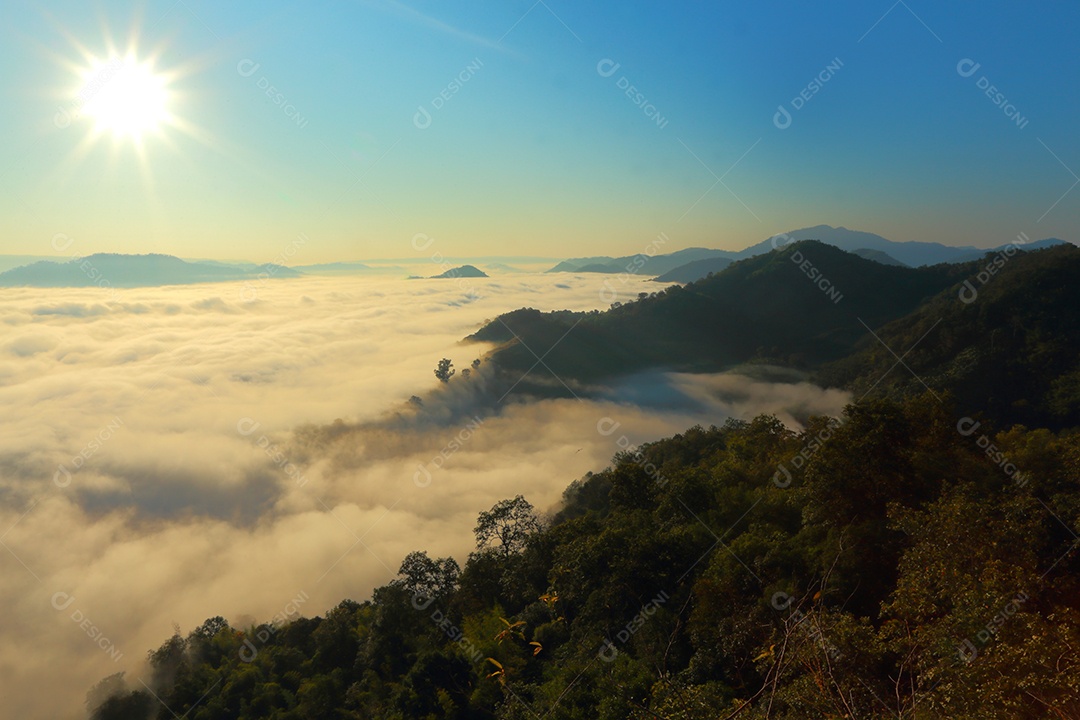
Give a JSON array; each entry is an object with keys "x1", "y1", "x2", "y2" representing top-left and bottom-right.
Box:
[{"x1": 753, "y1": 644, "x2": 775, "y2": 662}]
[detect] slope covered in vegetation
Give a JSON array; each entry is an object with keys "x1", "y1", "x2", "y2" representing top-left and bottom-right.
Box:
[
  {"x1": 469, "y1": 241, "x2": 967, "y2": 383},
  {"x1": 819, "y1": 243, "x2": 1080, "y2": 430},
  {"x1": 89, "y1": 394, "x2": 1080, "y2": 719},
  {"x1": 473, "y1": 242, "x2": 1080, "y2": 429}
]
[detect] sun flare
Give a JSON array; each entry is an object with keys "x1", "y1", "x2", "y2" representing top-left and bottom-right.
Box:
[{"x1": 77, "y1": 55, "x2": 170, "y2": 140}]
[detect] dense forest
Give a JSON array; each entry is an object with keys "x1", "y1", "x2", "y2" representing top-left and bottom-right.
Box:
[
  {"x1": 819, "y1": 244, "x2": 1080, "y2": 431},
  {"x1": 89, "y1": 391, "x2": 1080, "y2": 718}
]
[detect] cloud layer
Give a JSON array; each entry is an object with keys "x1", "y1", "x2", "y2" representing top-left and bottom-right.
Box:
[{"x1": 0, "y1": 274, "x2": 849, "y2": 718}]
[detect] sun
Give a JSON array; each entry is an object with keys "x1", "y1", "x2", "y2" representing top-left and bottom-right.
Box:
[
  {"x1": 49, "y1": 28, "x2": 212, "y2": 187},
  {"x1": 77, "y1": 54, "x2": 170, "y2": 140}
]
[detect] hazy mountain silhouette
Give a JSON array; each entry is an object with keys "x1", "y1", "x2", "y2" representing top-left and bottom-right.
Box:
[
  {"x1": 945, "y1": 237, "x2": 1067, "y2": 264},
  {"x1": 728, "y1": 225, "x2": 1071, "y2": 265},
  {"x1": 730, "y1": 225, "x2": 986, "y2": 266},
  {"x1": 546, "y1": 247, "x2": 736, "y2": 275},
  {"x1": 548, "y1": 225, "x2": 1072, "y2": 274},
  {"x1": 430, "y1": 264, "x2": 488, "y2": 279},
  {"x1": 0, "y1": 254, "x2": 302, "y2": 288},
  {"x1": 0, "y1": 255, "x2": 59, "y2": 273}
]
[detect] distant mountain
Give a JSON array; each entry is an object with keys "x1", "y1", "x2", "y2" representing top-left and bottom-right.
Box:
[
  {"x1": 735, "y1": 225, "x2": 1071, "y2": 267},
  {"x1": 431, "y1": 264, "x2": 488, "y2": 279},
  {"x1": 576, "y1": 263, "x2": 621, "y2": 273},
  {"x1": 851, "y1": 248, "x2": 907, "y2": 267},
  {"x1": 652, "y1": 256, "x2": 734, "y2": 283},
  {"x1": 547, "y1": 247, "x2": 737, "y2": 276},
  {"x1": 0, "y1": 254, "x2": 301, "y2": 288},
  {"x1": 0, "y1": 255, "x2": 59, "y2": 273},
  {"x1": 733, "y1": 225, "x2": 956, "y2": 266},
  {"x1": 546, "y1": 256, "x2": 617, "y2": 273},
  {"x1": 946, "y1": 237, "x2": 1067, "y2": 264},
  {"x1": 549, "y1": 226, "x2": 1072, "y2": 275}
]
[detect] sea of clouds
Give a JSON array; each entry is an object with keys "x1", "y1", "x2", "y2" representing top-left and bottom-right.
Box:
[{"x1": 0, "y1": 272, "x2": 849, "y2": 718}]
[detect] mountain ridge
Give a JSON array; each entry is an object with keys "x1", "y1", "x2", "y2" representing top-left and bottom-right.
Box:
[
  {"x1": 548, "y1": 224, "x2": 1071, "y2": 276},
  {"x1": 0, "y1": 253, "x2": 302, "y2": 288}
]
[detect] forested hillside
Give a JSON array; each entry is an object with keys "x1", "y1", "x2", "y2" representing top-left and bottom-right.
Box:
[
  {"x1": 473, "y1": 242, "x2": 1080, "y2": 429},
  {"x1": 819, "y1": 243, "x2": 1080, "y2": 430},
  {"x1": 89, "y1": 394, "x2": 1080, "y2": 719},
  {"x1": 469, "y1": 242, "x2": 967, "y2": 383}
]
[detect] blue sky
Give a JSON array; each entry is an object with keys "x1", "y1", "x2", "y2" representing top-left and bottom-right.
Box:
[{"x1": 1, "y1": 0, "x2": 1077, "y2": 262}]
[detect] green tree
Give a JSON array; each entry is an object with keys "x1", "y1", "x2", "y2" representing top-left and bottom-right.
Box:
[
  {"x1": 394, "y1": 551, "x2": 460, "y2": 602},
  {"x1": 474, "y1": 496, "x2": 542, "y2": 559},
  {"x1": 435, "y1": 358, "x2": 455, "y2": 383}
]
